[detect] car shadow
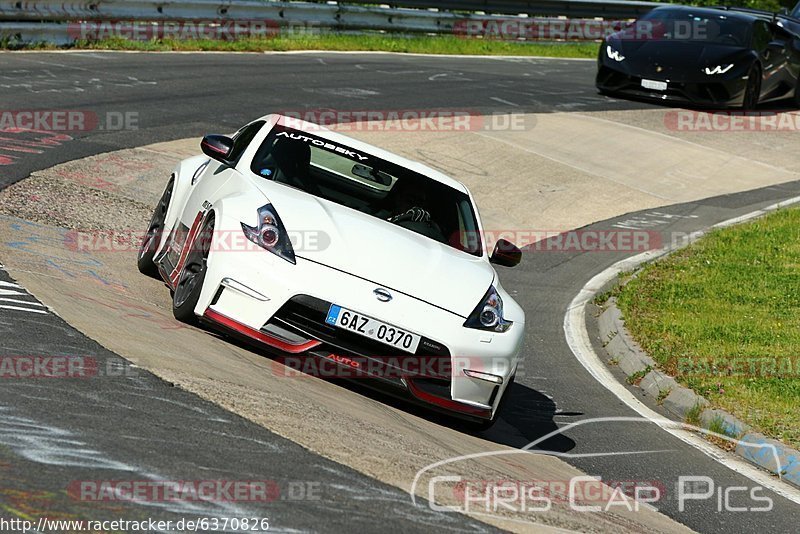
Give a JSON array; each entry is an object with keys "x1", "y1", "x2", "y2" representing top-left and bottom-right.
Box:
[
  {"x1": 324, "y1": 378, "x2": 576, "y2": 454},
  {"x1": 480, "y1": 381, "x2": 578, "y2": 453}
]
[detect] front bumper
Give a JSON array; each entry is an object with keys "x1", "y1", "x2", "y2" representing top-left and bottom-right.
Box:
[
  {"x1": 596, "y1": 64, "x2": 748, "y2": 108},
  {"x1": 196, "y1": 231, "x2": 523, "y2": 422}
]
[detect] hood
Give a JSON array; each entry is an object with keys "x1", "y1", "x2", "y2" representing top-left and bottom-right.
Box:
[
  {"x1": 607, "y1": 38, "x2": 750, "y2": 79},
  {"x1": 252, "y1": 179, "x2": 494, "y2": 317}
]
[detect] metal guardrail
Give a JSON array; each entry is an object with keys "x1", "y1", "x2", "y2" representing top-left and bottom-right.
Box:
[
  {"x1": 0, "y1": 0, "x2": 665, "y2": 44},
  {"x1": 332, "y1": 0, "x2": 663, "y2": 17},
  {"x1": 0, "y1": 0, "x2": 664, "y2": 20}
]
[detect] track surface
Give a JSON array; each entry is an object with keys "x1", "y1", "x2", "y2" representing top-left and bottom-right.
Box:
[
  {"x1": 1, "y1": 51, "x2": 799, "y2": 533},
  {"x1": 0, "y1": 51, "x2": 643, "y2": 189}
]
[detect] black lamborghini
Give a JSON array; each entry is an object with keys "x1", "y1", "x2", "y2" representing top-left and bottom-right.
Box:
[{"x1": 596, "y1": 6, "x2": 800, "y2": 109}]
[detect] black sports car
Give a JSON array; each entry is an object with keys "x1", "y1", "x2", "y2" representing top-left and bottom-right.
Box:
[{"x1": 596, "y1": 6, "x2": 800, "y2": 109}]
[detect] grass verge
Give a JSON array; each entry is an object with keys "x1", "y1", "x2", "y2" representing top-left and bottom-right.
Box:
[
  {"x1": 3, "y1": 34, "x2": 599, "y2": 58},
  {"x1": 617, "y1": 206, "x2": 800, "y2": 448}
]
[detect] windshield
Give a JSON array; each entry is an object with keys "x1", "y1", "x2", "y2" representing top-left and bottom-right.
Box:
[
  {"x1": 250, "y1": 125, "x2": 483, "y2": 256},
  {"x1": 637, "y1": 9, "x2": 752, "y2": 46}
]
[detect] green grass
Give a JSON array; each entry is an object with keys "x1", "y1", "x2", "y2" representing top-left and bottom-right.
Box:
[
  {"x1": 617, "y1": 206, "x2": 800, "y2": 448},
  {"x1": 3, "y1": 34, "x2": 599, "y2": 58},
  {"x1": 685, "y1": 403, "x2": 704, "y2": 427}
]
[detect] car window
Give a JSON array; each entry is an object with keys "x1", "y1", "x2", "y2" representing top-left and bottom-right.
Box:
[
  {"x1": 229, "y1": 120, "x2": 265, "y2": 163},
  {"x1": 250, "y1": 125, "x2": 483, "y2": 256},
  {"x1": 752, "y1": 21, "x2": 772, "y2": 52}
]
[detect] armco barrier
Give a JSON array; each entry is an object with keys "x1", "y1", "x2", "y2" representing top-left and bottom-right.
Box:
[{"x1": 0, "y1": 0, "x2": 666, "y2": 44}]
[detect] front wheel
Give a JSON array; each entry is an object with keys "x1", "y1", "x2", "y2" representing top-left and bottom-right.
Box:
[
  {"x1": 793, "y1": 75, "x2": 800, "y2": 109},
  {"x1": 742, "y1": 66, "x2": 761, "y2": 111},
  {"x1": 138, "y1": 176, "x2": 174, "y2": 278},
  {"x1": 172, "y1": 217, "x2": 213, "y2": 324}
]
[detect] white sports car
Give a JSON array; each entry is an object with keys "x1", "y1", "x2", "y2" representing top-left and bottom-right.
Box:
[{"x1": 138, "y1": 114, "x2": 525, "y2": 429}]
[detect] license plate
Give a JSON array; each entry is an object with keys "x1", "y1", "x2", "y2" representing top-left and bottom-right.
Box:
[
  {"x1": 325, "y1": 304, "x2": 421, "y2": 353},
  {"x1": 641, "y1": 79, "x2": 667, "y2": 91}
]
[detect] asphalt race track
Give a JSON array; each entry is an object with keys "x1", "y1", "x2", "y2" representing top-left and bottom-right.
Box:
[{"x1": 1, "y1": 51, "x2": 800, "y2": 533}]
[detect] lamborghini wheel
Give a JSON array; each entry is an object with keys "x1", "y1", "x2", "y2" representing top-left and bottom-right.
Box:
[
  {"x1": 742, "y1": 65, "x2": 761, "y2": 111},
  {"x1": 793, "y1": 75, "x2": 800, "y2": 109}
]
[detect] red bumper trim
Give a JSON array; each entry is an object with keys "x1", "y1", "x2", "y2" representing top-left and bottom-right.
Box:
[
  {"x1": 204, "y1": 308, "x2": 321, "y2": 354},
  {"x1": 405, "y1": 377, "x2": 493, "y2": 419}
]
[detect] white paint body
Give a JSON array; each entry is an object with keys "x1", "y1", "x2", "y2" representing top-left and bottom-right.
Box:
[{"x1": 153, "y1": 115, "x2": 525, "y2": 421}]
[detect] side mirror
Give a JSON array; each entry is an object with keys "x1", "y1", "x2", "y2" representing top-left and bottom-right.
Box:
[
  {"x1": 201, "y1": 134, "x2": 234, "y2": 162},
  {"x1": 490, "y1": 239, "x2": 522, "y2": 267},
  {"x1": 767, "y1": 40, "x2": 786, "y2": 51}
]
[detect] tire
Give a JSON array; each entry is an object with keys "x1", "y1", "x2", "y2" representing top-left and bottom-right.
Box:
[
  {"x1": 793, "y1": 75, "x2": 800, "y2": 109},
  {"x1": 172, "y1": 216, "x2": 213, "y2": 324},
  {"x1": 742, "y1": 65, "x2": 761, "y2": 111},
  {"x1": 137, "y1": 176, "x2": 174, "y2": 278}
]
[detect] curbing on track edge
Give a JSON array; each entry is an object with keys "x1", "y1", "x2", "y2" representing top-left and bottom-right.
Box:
[{"x1": 592, "y1": 200, "x2": 800, "y2": 489}]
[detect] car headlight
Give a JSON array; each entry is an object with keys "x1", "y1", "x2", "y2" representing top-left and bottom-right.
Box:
[
  {"x1": 241, "y1": 204, "x2": 296, "y2": 264},
  {"x1": 606, "y1": 45, "x2": 625, "y2": 62},
  {"x1": 704, "y1": 64, "x2": 734, "y2": 75},
  {"x1": 464, "y1": 286, "x2": 512, "y2": 333}
]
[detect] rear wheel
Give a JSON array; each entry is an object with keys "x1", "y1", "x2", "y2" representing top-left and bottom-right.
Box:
[
  {"x1": 138, "y1": 176, "x2": 174, "y2": 278},
  {"x1": 172, "y1": 216, "x2": 213, "y2": 324},
  {"x1": 742, "y1": 65, "x2": 761, "y2": 111}
]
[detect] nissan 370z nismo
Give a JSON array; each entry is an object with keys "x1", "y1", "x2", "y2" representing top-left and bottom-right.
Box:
[{"x1": 137, "y1": 114, "x2": 525, "y2": 429}]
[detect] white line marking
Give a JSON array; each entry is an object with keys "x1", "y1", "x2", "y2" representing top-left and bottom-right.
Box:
[
  {"x1": 0, "y1": 288, "x2": 27, "y2": 296},
  {"x1": 489, "y1": 96, "x2": 520, "y2": 107},
  {"x1": 0, "y1": 304, "x2": 48, "y2": 314},
  {"x1": 0, "y1": 281, "x2": 22, "y2": 289},
  {"x1": 563, "y1": 195, "x2": 800, "y2": 505},
  {"x1": 0, "y1": 298, "x2": 45, "y2": 307}
]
